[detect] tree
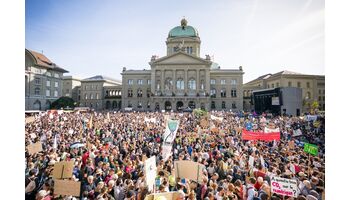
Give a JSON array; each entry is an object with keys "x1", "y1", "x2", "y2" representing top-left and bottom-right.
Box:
[
  {"x1": 310, "y1": 101, "x2": 319, "y2": 114},
  {"x1": 50, "y1": 96, "x2": 76, "y2": 109}
]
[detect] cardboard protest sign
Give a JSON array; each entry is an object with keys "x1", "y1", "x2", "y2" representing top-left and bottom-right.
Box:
[
  {"x1": 52, "y1": 161, "x2": 74, "y2": 179},
  {"x1": 304, "y1": 143, "x2": 318, "y2": 156},
  {"x1": 174, "y1": 160, "x2": 205, "y2": 184},
  {"x1": 54, "y1": 180, "x2": 81, "y2": 197},
  {"x1": 25, "y1": 116, "x2": 35, "y2": 124},
  {"x1": 271, "y1": 176, "x2": 298, "y2": 198},
  {"x1": 242, "y1": 129, "x2": 280, "y2": 141},
  {"x1": 200, "y1": 119, "x2": 209, "y2": 128},
  {"x1": 27, "y1": 142, "x2": 43, "y2": 155},
  {"x1": 144, "y1": 191, "x2": 182, "y2": 200},
  {"x1": 144, "y1": 156, "x2": 157, "y2": 191}
]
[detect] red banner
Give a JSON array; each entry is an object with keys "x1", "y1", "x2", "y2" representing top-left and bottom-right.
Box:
[{"x1": 242, "y1": 129, "x2": 280, "y2": 141}]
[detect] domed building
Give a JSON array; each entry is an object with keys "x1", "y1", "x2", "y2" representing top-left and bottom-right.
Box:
[{"x1": 121, "y1": 18, "x2": 244, "y2": 111}]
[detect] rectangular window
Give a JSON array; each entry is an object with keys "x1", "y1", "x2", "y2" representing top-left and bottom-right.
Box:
[
  {"x1": 147, "y1": 79, "x2": 151, "y2": 85},
  {"x1": 95, "y1": 85, "x2": 98, "y2": 90},
  {"x1": 221, "y1": 89, "x2": 226, "y2": 97},
  {"x1": 35, "y1": 78, "x2": 40, "y2": 85},
  {"x1": 96, "y1": 93, "x2": 99, "y2": 99},
  {"x1": 319, "y1": 89, "x2": 321, "y2": 94},
  {"x1": 307, "y1": 82, "x2": 310, "y2": 88},
  {"x1": 276, "y1": 82, "x2": 279, "y2": 87},
  {"x1": 54, "y1": 90, "x2": 58, "y2": 97},
  {"x1": 128, "y1": 79, "x2": 133, "y2": 85},
  {"x1": 231, "y1": 79, "x2": 237, "y2": 85},
  {"x1": 231, "y1": 89, "x2": 237, "y2": 97},
  {"x1": 297, "y1": 82, "x2": 301, "y2": 87},
  {"x1": 138, "y1": 79, "x2": 143, "y2": 85},
  {"x1": 54, "y1": 73, "x2": 59, "y2": 78},
  {"x1": 46, "y1": 80, "x2": 50, "y2": 87},
  {"x1": 221, "y1": 79, "x2": 226, "y2": 85},
  {"x1": 210, "y1": 79, "x2": 216, "y2": 85},
  {"x1": 47, "y1": 72, "x2": 52, "y2": 77},
  {"x1": 318, "y1": 96, "x2": 321, "y2": 101},
  {"x1": 272, "y1": 84, "x2": 275, "y2": 88},
  {"x1": 46, "y1": 90, "x2": 50, "y2": 97},
  {"x1": 54, "y1": 81, "x2": 58, "y2": 87},
  {"x1": 288, "y1": 82, "x2": 292, "y2": 87}
]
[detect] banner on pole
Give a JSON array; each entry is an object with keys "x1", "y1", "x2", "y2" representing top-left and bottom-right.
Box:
[{"x1": 270, "y1": 176, "x2": 298, "y2": 198}]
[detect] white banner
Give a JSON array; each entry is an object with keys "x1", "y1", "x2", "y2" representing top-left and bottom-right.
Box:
[
  {"x1": 145, "y1": 156, "x2": 157, "y2": 192},
  {"x1": 162, "y1": 143, "x2": 173, "y2": 161},
  {"x1": 264, "y1": 127, "x2": 280, "y2": 133},
  {"x1": 271, "y1": 176, "x2": 298, "y2": 198},
  {"x1": 145, "y1": 117, "x2": 157, "y2": 123},
  {"x1": 210, "y1": 115, "x2": 223, "y2": 122}
]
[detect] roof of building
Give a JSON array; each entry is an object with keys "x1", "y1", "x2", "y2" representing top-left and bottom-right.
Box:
[
  {"x1": 168, "y1": 18, "x2": 199, "y2": 38},
  {"x1": 273, "y1": 70, "x2": 303, "y2": 76},
  {"x1": 26, "y1": 49, "x2": 68, "y2": 73},
  {"x1": 82, "y1": 75, "x2": 121, "y2": 84},
  {"x1": 245, "y1": 73, "x2": 272, "y2": 85},
  {"x1": 62, "y1": 76, "x2": 82, "y2": 81},
  {"x1": 122, "y1": 69, "x2": 151, "y2": 74}
]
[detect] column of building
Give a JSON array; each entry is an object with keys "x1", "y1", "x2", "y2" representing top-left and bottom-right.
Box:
[{"x1": 184, "y1": 69, "x2": 188, "y2": 95}]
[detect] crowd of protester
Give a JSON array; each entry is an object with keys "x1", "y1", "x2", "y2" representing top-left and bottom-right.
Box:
[{"x1": 25, "y1": 110, "x2": 325, "y2": 200}]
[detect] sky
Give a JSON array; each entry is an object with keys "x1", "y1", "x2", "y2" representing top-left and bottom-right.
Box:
[{"x1": 25, "y1": 0, "x2": 324, "y2": 83}]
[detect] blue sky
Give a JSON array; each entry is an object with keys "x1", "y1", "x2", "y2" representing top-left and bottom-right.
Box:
[{"x1": 26, "y1": 0, "x2": 324, "y2": 83}]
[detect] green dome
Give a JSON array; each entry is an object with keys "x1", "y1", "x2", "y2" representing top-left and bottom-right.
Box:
[{"x1": 168, "y1": 26, "x2": 199, "y2": 37}]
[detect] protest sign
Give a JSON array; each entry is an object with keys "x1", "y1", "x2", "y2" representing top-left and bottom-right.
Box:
[
  {"x1": 25, "y1": 116, "x2": 35, "y2": 124},
  {"x1": 304, "y1": 143, "x2": 318, "y2": 156},
  {"x1": 52, "y1": 161, "x2": 74, "y2": 179},
  {"x1": 270, "y1": 176, "x2": 298, "y2": 198},
  {"x1": 144, "y1": 191, "x2": 182, "y2": 200},
  {"x1": 27, "y1": 142, "x2": 43, "y2": 155},
  {"x1": 145, "y1": 156, "x2": 157, "y2": 191},
  {"x1": 54, "y1": 180, "x2": 81, "y2": 197},
  {"x1": 242, "y1": 129, "x2": 280, "y2": 141},
  {"x1": 292, "y1": 129, "x2": 303, "y2": 137},
  {"x1": 306, "y1": 115, "x2": 318, "y2": 122},
  {"x1": 264, "y1": 127, "x2": 280, "y2": 133},
  {"x1": 200, "y1": 119, "x2": 209, "y2": 128},
  {"x1": 174, "y1": 160, "x2": 205, "y2": 184}
]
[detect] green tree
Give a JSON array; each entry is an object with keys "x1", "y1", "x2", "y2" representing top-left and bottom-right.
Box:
[{"x1": 50, "y1": 97, "x2": 76, "y2": 109}]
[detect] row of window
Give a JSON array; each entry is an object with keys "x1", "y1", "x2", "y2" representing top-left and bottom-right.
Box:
[
  {"x1": 210, "y1": 89, "x2": 237, "y2": 98},
  {"x1": 211, "y1": 101, "x2": 236, "y2": 109},
  {"x1": 34, "y1": 78, "x2": 59, "y2": 88},
  {"x1": 84, "y1": 93, "x2": 100, "y2": 100},
  {"x1": 84, "y1": 85, "x2": 100, "y2": 90},
  {"x1": 128, "y1": 79, "x2": 151, "y2": 85},
  {"x1": 33, "y1": 87, "x2": 58, "y2": 97},
  {"x1": 318, "y1": 89, "x2": 325, "y2": 94},
  {"x1": 268, "y1": 81, "x2": 314, "y2": 89},
  {"x1": 318, "y1": 96, "x2": 326, "y2": 102},
  {"x1": 210, "y1": 79, "x2": 237, "y2": 85}
]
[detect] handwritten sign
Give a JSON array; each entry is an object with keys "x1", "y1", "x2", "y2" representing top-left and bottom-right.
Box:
[
  {"x1": 304, "y1": 143, "x2": 318, "y2": 156},
  {"x1": 52, "y1": 161, "x2": 74, "y2": 179},
  {"x1": 25, "y1": 116, "x2": 35, "y2": 124},
  {"x1": 54, "y1": 180, "x2": 81, "y2": 196},
  {"x1": 27, "y1": 142, "x2": 42, "y2": 155},
  {"x1": 271, "y1": 176, "x2": 298, "y2": 198}
]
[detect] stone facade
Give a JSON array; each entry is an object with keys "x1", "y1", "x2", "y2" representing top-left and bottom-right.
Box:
[
  {"x1": 243, "y1": 71, "x2": 325, "y2": 112},
  {"x1": 80, "y1": 76, "x2": 121, "y2": 110},
  {"x1": 121, "y1": 19, "x2": 244, "y2": 111},
  {"x1": 62, "y1": 76, "x2": 81, "y2": 103},
  {"x1": 25, "y1": 49, "x2": 68, "y2": 111}
]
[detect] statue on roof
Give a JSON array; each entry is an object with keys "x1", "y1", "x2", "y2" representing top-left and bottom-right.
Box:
[{"x1": 181, "y1": 17, "x2": 187, "y2": 28}]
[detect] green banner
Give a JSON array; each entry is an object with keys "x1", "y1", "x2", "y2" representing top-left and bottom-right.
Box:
[{"x1": 304, "y1": 143, "x2": 318, "y2": 156}]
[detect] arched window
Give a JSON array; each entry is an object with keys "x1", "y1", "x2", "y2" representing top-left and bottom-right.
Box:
[
  {"x1": 96, "y1": 93, "x2": 99, "y2": 99},
  {"x1": 200, "y1": 80, "x2": 204, "y2": 90},
  {"x1": 231, "y1": 89, "x2": 237, "y2": 97},
  {"x1": 90, "y1": 93, "x2": 94, "y2": 99},
  {"x1": 188, "y1": 78, "x2": 196, "y2": 90},
  {"x1": 156, "y1": 80, "x2": 161, "y2": 90},
  {"x1": 211, "y1": 101, "x2": 216, "y2": 109},
  {"x1": 176, "y1": 78, "x2": 184, "y2": 90},
  {"x1": 34, "y1": 87, "x2": 40, "y2": 95},
  {"x1": 85, "y1": 94, "x2": 88, "y2": 99},
  {"x1": 137, "y1": 101, "x2": 142, "y2": 108},
  {"x1": 222, "y1": 101, "x2": 226, "y2": 109},
  {"x1": 165, "y1": 78, "x2": 173, "y2": 90},
  {"x1": 232, "y1": 102, "x2": 237, "y2": 109},
  {"x1": 210, "y1": 89, "x2": 216, "y2": 98}
]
